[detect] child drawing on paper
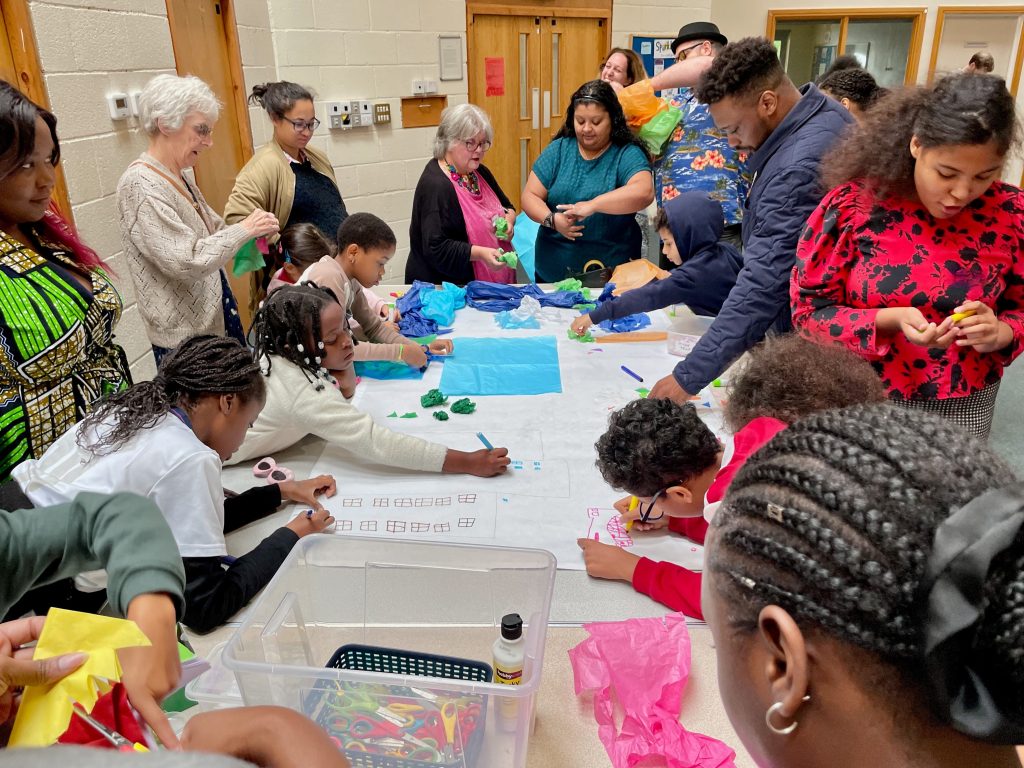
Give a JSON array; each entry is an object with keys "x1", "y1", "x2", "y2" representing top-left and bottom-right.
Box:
[
  {"x1": 578, "y1": 334, "x2": 887, "y2": 619},
  {"x1": 230, "y1": 284, "x2": 510, "y2": 478}
]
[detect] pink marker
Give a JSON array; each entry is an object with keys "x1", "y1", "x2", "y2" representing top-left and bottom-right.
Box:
[{"x1": 593, "y1": 532, "x2": 600, "y2": 542}]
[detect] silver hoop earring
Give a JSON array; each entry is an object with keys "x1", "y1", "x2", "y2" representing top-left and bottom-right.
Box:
[{"x1": 765, "y1": 695, "x2": 810, "y2": 736}]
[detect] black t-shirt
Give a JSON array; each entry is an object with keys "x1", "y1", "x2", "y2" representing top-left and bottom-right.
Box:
[{"x1": 288, "y1": 159, "x2": 348, "y2": 239}]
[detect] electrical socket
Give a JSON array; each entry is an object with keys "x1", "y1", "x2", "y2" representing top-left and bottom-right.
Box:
[
  {"x1": 412, "y1": 80, "x2": 426, "y2": 95},
  {"x1": 373, "y1": 103, "x2": 391, "y2": 125},
  {"x1": 327, "y1": 102, "x2": 352, "y2": 130}
]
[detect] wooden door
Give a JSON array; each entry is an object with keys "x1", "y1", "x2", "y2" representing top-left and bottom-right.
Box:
[
  {"x1": 468, "y1": 14, "x2": 540, "y2": 211},
  {"x1": 165, "y1": 0, "x2": 254, "y2": 321},
  {"x1": 0, "y1": 11, "x2": 18, "y2": 85},
  {"x1": 469, "y1": 11, "x2": 609, "y2": 210}
]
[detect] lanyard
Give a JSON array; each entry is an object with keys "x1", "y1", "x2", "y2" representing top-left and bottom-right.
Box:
[{"x1": 169, "y1": 406, "x2": 192, "y2": 429}]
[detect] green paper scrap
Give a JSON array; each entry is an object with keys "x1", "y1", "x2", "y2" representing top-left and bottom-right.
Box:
[
  {"x1": 573, "y1": 303, "x2": 597, "y2": 311},
  {"x1": 567, "y1": 327, "x2": 595, "y2": 343},
  {"x1": 450, "y1": 398, "x2": 476, "y2": 415},
  {"x1": 712, "y1": 378, "x2": 723, "y2": 387},
  {"x1": 553, "y1": 277, "x2": 583, "y2": 292},
  {"x1": 400, "y1": 412, "x2": 418, "y2": 419},
  {"x1": 409, "y1": 334, "x2": 438, "y2": 345},
  {"x1": 420, "y1": 388, "x2": 448, "y2": 408},
  {"x1": 433, "y1": 410, "x2": 450, "y2": 421},
  {"x1": 497, "y1": 249, "x2": 518, "y2": 269},
  {"x1": 494, "y1": 216, "x2": 511, "y2": 240},
  {"x1": 581, "y1": 287, "x2": 593, "y2": 300},
  {"x1": 636, "y1": 387, "x2": 651, "y2": 398},
  {"x1": 231, "y1": 239, "x2": 266, "y2": 277},
  {"x1": 387, "y1": 411, "x2": 398, "y2": 417}
]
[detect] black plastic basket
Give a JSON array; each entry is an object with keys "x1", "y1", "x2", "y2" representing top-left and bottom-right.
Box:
[{"x1": 306, "y1": 644, "x2": 492, "y2": 768}]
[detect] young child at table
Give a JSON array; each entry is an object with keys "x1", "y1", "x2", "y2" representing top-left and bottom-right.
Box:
[
  {"x1": 10, "y1": 336, "x2": 337, "y2": 633},
  {"x1": 227, "y1": 283, "x2": 510, "y2": 478},
  {"x1": 274, "y1": 222, "x2": 400, "y2": 331},
  {"x1": 300, "y1": 212, "x2": 447, "y2": 369},
  {"x1": 578, "y1": 334, "x2": 886, "y2": 618},
  {"x1": 568, "y1": 191, "x2": 742, "y2": 338}
]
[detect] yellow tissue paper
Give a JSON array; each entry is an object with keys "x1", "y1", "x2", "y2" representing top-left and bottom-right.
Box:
[{"x1": 9, "y1": 608, "x2": 151, "y2": 747}]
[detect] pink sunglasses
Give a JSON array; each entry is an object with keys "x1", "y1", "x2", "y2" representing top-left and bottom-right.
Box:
[{"x1": 252, "y1": 456, "x2": 294, "y2": 484}]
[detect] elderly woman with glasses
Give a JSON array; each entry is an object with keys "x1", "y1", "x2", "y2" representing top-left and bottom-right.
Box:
[
  {"x1": 406, "y1": 103, "x2": 516, "y2": 285},
  {"x1": 225, "y1": 81, "x2": 346, "y2": 310},
  {"x1": 117, "y1": 74, "x2": 279, "y2": 365}
]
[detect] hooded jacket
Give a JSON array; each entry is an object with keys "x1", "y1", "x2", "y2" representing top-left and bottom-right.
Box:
[
  {"x1": 588, "y1": 191, "x2": 742, "y2": 323},
  {"x1": 672, "y1": 83, "x2": 854, "y2": 393}
]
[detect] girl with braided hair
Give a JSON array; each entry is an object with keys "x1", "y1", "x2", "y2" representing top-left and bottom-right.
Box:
[
  {"x1": 10, "y1": 335, "x2": 337, "y2": 633},
  {"x1": 792, "y1": 72, "x2": 1024, "y2": 439},
  {"x1": 704, "y1": 403, "x2": 1024, "y2": 765},
  {"x1": 229, "y1": 284, "x2": 510, "y2": 477}
]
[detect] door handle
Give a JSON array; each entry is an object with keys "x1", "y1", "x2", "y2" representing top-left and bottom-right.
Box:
[
  {"x1": 542, "y1": 90, "x2": 551, "y2": 128},
  {"x1": 531, "y1": 88, "x2": 539, "y2": 130}
]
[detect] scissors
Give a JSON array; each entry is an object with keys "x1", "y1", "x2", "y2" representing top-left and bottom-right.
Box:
[
  {"x1": 349, "y1": 713, "x2": 435, "y2": 751},
  {"x1": 70, "y1": 701, "x2": 149, "y2": 752}
]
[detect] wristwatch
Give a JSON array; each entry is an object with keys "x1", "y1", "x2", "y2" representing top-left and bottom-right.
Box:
[{"x1": 542, "y1": 211, "x2": 555, "y2": 229}]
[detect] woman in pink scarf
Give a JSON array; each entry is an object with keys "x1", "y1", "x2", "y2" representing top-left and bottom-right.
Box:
[{"x1": 407, "y1": 104, "x2": 516, "y2": 285}]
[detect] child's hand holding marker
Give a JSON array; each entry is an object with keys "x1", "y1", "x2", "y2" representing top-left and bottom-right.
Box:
[
  {"x1": 615, "y1": 495, "x2": 668, "y2": 532},
  {"x1": 288, "y1": 506, "x2": 335, "y2": 536}
]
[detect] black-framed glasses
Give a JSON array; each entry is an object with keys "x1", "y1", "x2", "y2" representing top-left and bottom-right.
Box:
[
  {"x1": 675, "y1": 41, "x2": 705, "y2": 62},
  {"x1": 463, "y1": 138, "x2": 492, "y2": 152},
  {"x1": 285, "y1": 117, "x2": 320, "y2": 133},
  {"x1": 637, "y1": 486, "x2": 673, "y2": 523}
]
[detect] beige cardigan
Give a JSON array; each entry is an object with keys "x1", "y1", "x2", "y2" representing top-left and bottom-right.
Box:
[
  {"x1": 223, "y1": 140, "x2": 337, "y2": 233},
  {"x1": 116, "y1": 154, "x2": 252, "y2": 349}
]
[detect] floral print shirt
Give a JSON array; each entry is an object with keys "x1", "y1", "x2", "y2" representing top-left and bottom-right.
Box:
[
  {"x1": 654, "y1": 88, "x2": 749, "y2": 226},
  {"x1": 792, "y1": 180, "x2": 1024, "y2": 400}
]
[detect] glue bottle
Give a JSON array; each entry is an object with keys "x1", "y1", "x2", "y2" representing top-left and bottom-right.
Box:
[{"x1": 493, "y1": 613, "x2": 525, "y2": 730}]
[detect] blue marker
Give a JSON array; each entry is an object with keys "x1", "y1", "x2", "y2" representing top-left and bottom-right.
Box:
[
  {"x1": 621, "y1": 365, "x2": 643, "y2": 383},
  {"x1": 305, "y1": 509, "x2": 314, "y2": 519},
  {"x1": 477, "y1": 432, "x2": 494, "y2": 451}
]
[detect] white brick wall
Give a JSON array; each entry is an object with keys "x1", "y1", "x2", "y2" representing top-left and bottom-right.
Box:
[{"x1": 29, "y1": 0, "x2": 697, "y2": 373}]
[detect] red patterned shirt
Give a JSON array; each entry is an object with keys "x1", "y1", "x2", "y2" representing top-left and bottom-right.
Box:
[{"x1": 791, "y1": 180, "x2": 1024, "y2": 400}]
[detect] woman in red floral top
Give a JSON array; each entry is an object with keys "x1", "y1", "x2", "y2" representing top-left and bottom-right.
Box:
[{"x1": 792, "y1": 73, "x2": 1024, "y2": 438}]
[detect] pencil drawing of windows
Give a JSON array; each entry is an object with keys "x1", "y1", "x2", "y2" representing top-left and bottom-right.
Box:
[
  {"x1": 394, "y1": 497, "x2": 413, "y2": 508},
  {"x1": 360, "y1": 520, "x2": 378, "y2": 532},
  {"x1": 435, "y1": 496, "x2": 451, "y2": 506},
  {"x1": 342, "y1": 498, "x2": 362, "y2": 507},
  {"x1": 434, "y1": 522, "x2": 451, "y2": 532},
  {"x1": 410, "y1": 522, "x2": 430, "y2": 533},
  {"x1": 387, "y1": 520, "x2": 407, "y2": 533},
  {"x1": 414, "y1": 497, "x2": 433, "y2": 507},
  {"x1": 458, "y1": 517, "x2": 475, "y2": 528},
  {"x1": 337, "y1": 520, "x2": 352, "y2": 531},
  {"x1": 457, "y1": 493, "x2": 477, "y2": 504},
  {"x1": 372, "y1": 497, "x2": 389, "y2": 508}
]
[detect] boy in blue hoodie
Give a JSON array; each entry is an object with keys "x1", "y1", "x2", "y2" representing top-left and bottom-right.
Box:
[{"x1": 569, "y1": 191, "x2": 741, "y2": 336}]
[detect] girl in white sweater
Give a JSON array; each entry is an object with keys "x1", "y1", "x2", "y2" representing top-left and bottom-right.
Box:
[{"x1": 233, "y1": 284, "x2": 509, "y2": 477}]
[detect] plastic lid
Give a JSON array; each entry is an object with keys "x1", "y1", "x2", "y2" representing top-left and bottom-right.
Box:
[{"x1": 501, "y1": 613, "x2": 523, "y2": 641}]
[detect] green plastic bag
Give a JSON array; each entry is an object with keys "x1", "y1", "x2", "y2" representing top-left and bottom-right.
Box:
[
  {"x1": 232, "y1": 239, "x2": 266, "y2": 277},
  {"x1": 638, "y1": 105, "x2": 682, "y2": 157}
]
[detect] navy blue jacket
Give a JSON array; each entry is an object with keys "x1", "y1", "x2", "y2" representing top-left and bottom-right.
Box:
[
  {"x1": 588, "y1": 192, "x2": 741, "y2": 322},
  {"x1": 673, "y1": 83, "x2": 854, "y2": 393}
]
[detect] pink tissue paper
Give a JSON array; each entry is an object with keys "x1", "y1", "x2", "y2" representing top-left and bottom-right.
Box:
[{"x1": 569, "y1": 613, "x2": 736, "y2": 768}]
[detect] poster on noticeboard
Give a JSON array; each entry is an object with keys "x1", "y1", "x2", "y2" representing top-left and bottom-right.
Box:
[{"x1": 629, "y1": 35, "x2": 680, "y2": 98}]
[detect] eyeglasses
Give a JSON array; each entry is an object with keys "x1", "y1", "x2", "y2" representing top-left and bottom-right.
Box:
[
  {"x1": 462, "y1": 138, "x2": 492, "y2": 153},
  {"x1": 675, "y1": 41, "x2": 705, "y2": 62},
  {"x1": 284, "y1": 117, "x2": 321, "y2": 133},
  {"x1": 637, "y1": 485, "x2": 681, "y2": 524},
  {"x1": 192, "y1": 123, "x2": 214, "y2": 138}
]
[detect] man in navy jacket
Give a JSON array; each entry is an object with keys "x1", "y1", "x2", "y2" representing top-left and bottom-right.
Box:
[{"x1": 649, "y1": 37, "x2": 854, "y2": 402}]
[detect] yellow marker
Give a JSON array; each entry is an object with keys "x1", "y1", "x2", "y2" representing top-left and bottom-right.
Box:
[
  {"x1": 951, "y1": 309, "x2": 977, "y2": 323},
  {"x1": 625, "y1": 496, "x2": 639, "y2": 532}
]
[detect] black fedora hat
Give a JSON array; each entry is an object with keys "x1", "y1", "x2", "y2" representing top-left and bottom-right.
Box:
[{"x1": 671, "y1": 21, "x2": 728, "y2": 54}]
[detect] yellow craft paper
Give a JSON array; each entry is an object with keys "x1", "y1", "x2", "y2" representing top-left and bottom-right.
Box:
[{"x1": 8, "y1": 608, "x2": 151, "y2": 747}]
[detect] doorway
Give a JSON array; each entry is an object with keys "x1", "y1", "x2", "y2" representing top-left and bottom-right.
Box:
[
  {"x1": 468, "y1": 8, "x2": 609, "y2": 210},
  {"x1": 927, "y1": 7, "x2": 1024, "y2": 184},
  {"x1": 165, "y1": 0, "x2": 254, "y2": 320},
  {"x1": 767, "y1": 9, "x2": 925, "y2": 88},
  {"x1": 1, "y1": 0, "x2": 73, "y2": 219}
]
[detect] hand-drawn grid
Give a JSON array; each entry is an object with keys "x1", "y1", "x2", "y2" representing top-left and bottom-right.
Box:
[
  {"x1": 360, "y1": 520, "x2": 378, "y2": 532},
  {"x1": 394, "y1": 497, "x2": 413, "y2": 508},
  {"x1": 321, "y1": 493, "x2": 496, "y2": 539},
  {"x1": 387, "y1": 520, "x2": 407, "y2": 533},
  {"x1": 337, "y1": 520, "x2": 353, "y2": 531},
  {"x1": 584, "y1": 507, "x2": 634, "y2": 548},
  {"x1": 372, "y1": 498, "x2": 389, "y2": 508},
  {"x1": 433, "y1": 522, "x2": 451, "y2": 532},
  {"x1": 410, "y1": 522, "x2": 430, "y2": 533},
  {"x1": 342, "y1": 498, "x2": 362, "y2": 507},
  {"x1": 435, "y1": 497, "x2": 451, "y2": 505},
  {"x1": 458, "y1": 494, "x2": 477, "y2": 504},
  {"x1": 414, "y1": 497, "x2": 433, "y2": 507},
  {"x1": 458, "y1": 517, "x2": 475, "y2": 528}
]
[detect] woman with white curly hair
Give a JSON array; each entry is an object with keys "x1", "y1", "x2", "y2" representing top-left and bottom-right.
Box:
[
  {"x1": 406, "y1": 103, "x2": 516, "y2": 285},
  {"x1": 116, "y1": 74, "x2": 279, "y2": 364}
]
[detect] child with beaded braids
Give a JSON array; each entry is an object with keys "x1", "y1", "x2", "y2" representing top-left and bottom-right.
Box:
[
  {"x1": 11, "y1": 335, "x2": 338, "y2": 633},
  {"x1": 578, "y1": 334, "x2": 886, "y2": 618},
  {"x1": 230, "y1": 283, "x2": 509, "y2": 477},
  {"x1": 705, "y1": 404, "x2": 1024, "y2": 765}
]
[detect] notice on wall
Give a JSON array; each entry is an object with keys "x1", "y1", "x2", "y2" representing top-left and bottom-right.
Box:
[{"x1": 485, "y1": 56, "x2": 505, "y2": 96}]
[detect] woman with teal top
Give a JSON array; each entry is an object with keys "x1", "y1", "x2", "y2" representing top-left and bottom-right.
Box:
[
  {"x1": 0, "y1": 81, "x2": 130, "y2": 480},
  {"x1": 521, "y1": 79, "x2": 654, "y2": 283}
]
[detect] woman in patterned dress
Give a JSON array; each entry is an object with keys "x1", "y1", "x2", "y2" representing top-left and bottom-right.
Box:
[
  {"x1": 792, "y1": 73, "x2": 1024, "y2": 439},
  {"x1": 0, "y1": 81, "x2": 131, "y2": 480}
]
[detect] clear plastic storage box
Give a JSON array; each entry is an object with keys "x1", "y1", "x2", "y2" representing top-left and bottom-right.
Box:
[
  {"x1": 221, "y1": 535, "x2": 556, "y2": 768},
  {"x1": 666, "y1": 309, "x2": 715, "y2": 358}
]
